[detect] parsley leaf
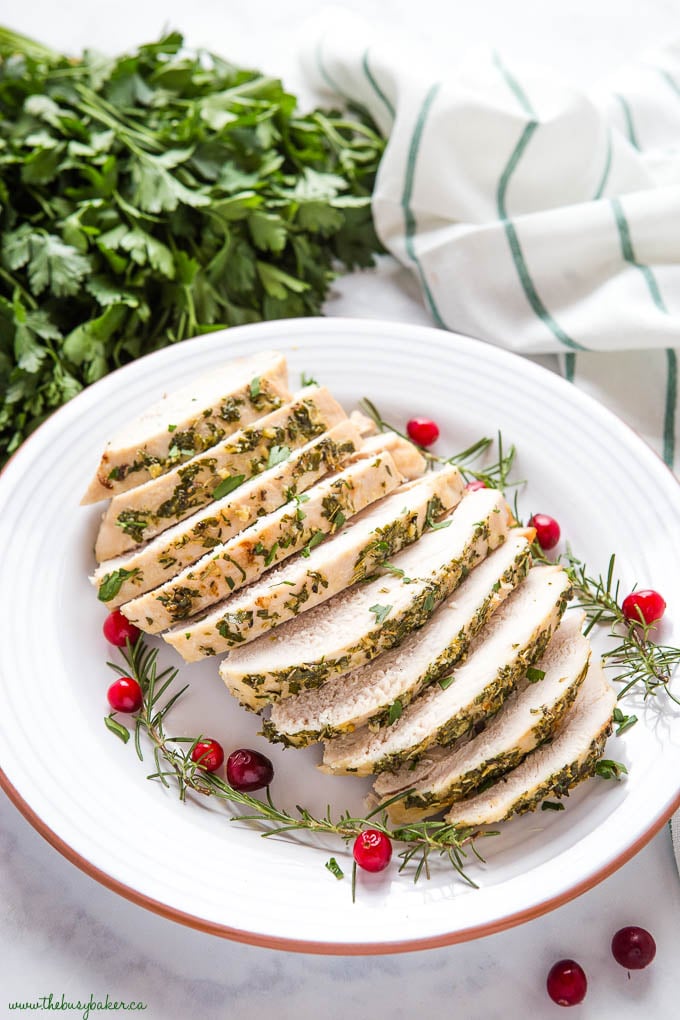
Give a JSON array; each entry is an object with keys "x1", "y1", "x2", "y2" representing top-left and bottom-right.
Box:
[
  {"x1": 0, "y1": 27, "x2": 384, "y2": 466},
  {"x1": 213, "y1": 474, "x2": 245, "y2": 500},
  {"x1": 267, "y1": 445, "x2": 291, "y2": 470},
  {"x1": 387, "y1": 699, "x2": 403, "y2": 725},
  {"x1": 301, "y1": 530, "x2": 325, "y2": 558},
  {"x1": 98, "y1": 567, "x2": 142, "y2": 602},
  {"x1": 369, "y1": 603, "x2": 393, "y2": 625},
  {"x1": 595, "y1": 759, "x2": 628, "y2": 781}
]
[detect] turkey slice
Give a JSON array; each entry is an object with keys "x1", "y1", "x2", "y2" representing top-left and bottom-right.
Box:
[
  {"x1": 164, "y1": 465, "x2": 465, "y2": 663},
  {"x1": 92, "y1": 421, "x2": 361, "y2": 608},
  {"x1": 220, "y1": 488, "x2": 511, "y2": 709},
  {"x1": 94, "y1": 385, "x2": 346, "y2": 561},
  {"x1": 122, "y1": 450, "x2": 401, "y2": 633},
  {"x1": 443, "y1": 660, "x2": 616, "y2": 828},
  {"x1": 82, "y1": 350, "x2": 290, "y2": 503},
  {"x1": 321, "y1": 564, "x2": 571, "y2": 776},
  {"x1": 264, "y1": 532, "x2": 532, "y2": 747},
  {"x1": 353, "y1": 431, "x2": 426, "y2": 479},
  {"x1": 374, "y1": 611, "x2": 591, "y2": 822}
]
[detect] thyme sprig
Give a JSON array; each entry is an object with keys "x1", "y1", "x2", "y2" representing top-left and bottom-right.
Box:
[
  {"x1": 105, "y1": 639, "x2": 495, "y2": 890},
  {"x1": 532, "y1": 546, "x2": 680, "y2": 706},
  {"x1": 358, "y1": 398, "x2": 518, "y2": 489}
]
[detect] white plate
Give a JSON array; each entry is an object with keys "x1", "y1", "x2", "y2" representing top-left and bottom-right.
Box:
[{"x1": 1, "y1": 318, "x2": 679, "y2": 954}]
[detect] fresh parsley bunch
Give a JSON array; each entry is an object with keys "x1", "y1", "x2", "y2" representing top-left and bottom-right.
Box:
[{"x1": 0, "y1": 27, "x2": 384, "y2": 463}]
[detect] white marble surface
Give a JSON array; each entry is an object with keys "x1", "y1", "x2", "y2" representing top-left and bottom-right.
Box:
[{"x1": 2, "y1": 2, "x2": 680, "y2": 1016}]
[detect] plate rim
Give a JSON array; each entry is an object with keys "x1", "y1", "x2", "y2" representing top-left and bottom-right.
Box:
[
  {"x1": 2, "y1": 761, "x2": 678, "y2": 955},
  {"x1": 1, "y1": 315, "x2": 679, "y2": 954}
]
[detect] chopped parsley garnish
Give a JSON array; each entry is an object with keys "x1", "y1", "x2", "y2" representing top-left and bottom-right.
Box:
[
  {"x1": 369, "y1": 603, "x2": 393, "y2": 625},
  {"x1": 387, "y1": 699, "x2": 403, "y2": 725},
  {"x1": 267, "y1": 445, "x2": 291, "y2": 470},
  {"x1": 300, "y1": 530, "x2": 326, "y2": 558},
  {"x1": 613, "y1": 707, "x2": 638, "y2": 736},
  {"x1": 213, "y1": 474, "x2": 246, "y2": 500},
  {"x1": 425, "y1": 498, "x2": 452, "y2": 531},
  {"x1": 97, "y1": 567, "x2": 142, "y2": 602},
  {"x1": 325, "y1": 857, "x2": 344, "y2": 880},
  {"x1": 595, "y1": 759, "x2": 629, "y2": 780}
]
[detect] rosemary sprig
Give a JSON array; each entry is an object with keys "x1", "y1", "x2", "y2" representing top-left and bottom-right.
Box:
[
  {"x1": 358, "y1": 398, "x2": 518, "y2": 489},
  {"x1": 105, "y1": 639, "x2": 495, "y2": 887},
  {"x1": 532, "y1": 545, "x2": 680, "y2": 707}
]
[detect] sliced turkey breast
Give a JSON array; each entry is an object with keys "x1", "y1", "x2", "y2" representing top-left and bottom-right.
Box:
[
  {"x1": 264, "y1": 532, "x2": 533, "y2": 748},
  {"x1": 94, "y1": 386, "x2": 346, "y2": 561},
  {"x1": 92, "y1": 421, "x2": 361, "y2": 608},
  {"x1": 219, "y1": 488, "x2": 511, "y2": 709},
  {"x1": 163, "y1": 466, "x2": 464, "y2": 662},
  {"x1": 348, "y1": 409, "x2": 378, "y2": 436},
  {"x1": 443, "y1": 660, "x2": 616, "y2": 828},
  {"x1": 321, "y1": 565, "x2": 571, "y2": 776},
  {"x1": 353, "y1": 431, "x2": 426, "y2": 480},
  {"x1": 82, "y1": 350, "x2": 290, "y2": 503},
  {"x1": 374, "y1": 611, "x2": 591, "y2": 822},
  {"x1": 122, "y1": 451, "x2": 401, "y2": 633}
]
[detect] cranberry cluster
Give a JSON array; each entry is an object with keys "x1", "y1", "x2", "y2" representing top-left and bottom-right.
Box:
[{"x1": 547, "y1": 927, "x2": 656, "y2": 1006}]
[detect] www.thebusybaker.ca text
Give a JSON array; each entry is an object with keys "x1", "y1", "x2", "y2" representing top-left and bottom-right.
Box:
[{"x1": 8, "y1": 993, "x2": 147, "y2": 1020}]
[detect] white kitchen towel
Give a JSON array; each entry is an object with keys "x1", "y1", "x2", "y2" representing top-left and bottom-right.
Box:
[
  {"x1": 301, "y1": 10, "x2": 680, "y2": 873},
  {"x1": 301, "y1": 10, "x2": 680, "y2": 471}
]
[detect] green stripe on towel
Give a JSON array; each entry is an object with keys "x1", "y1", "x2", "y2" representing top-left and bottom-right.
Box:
[
  {"x1": 657, "y1": 67, "x2": 680, "y2": 99},
  {"x1": 593, "y1": 129, "x2": 613, "y2": 200},
  {"x1": 496, "y1": 121, "x2": 585, "y2": 351},
  {"x1": 615, "y1": 94, "x2": 641, "y2": 150},
  {"x1": 493, "y1": 56, "x2": 585, "y2": 352},
  {"x1": 401, "y1": 83, "x2": 446, "y2": 327},
  {"x1": 362, "y1": 49, "x2": 396, "y2": 120},
  {"x1": 492, "y1": 51, "x2": 535, "y2": 116},
  {"x1": 564, "y1": 353, "x2": 576, "y2": 383},
  {"x1": 611, "y1": 197, "x2": 676, "y2": 467},
  {"x1": 315, "y1": 42, "x2": 372, "y2": 121}
]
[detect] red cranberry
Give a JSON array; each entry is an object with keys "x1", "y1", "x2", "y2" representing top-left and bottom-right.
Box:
[
  {"x1": 465, "y1": 480, "x2": 487, "y2": 492},
  {"x1": 621, "y1": 590, "x2": 666, "y2": 627},
  {"x1": 529, "y1": 513, "x2": 561, "y2": 551},
  {"x1": 611, "y1": 926, "x2": 656, "y2": 970},
  {"x1": 406, "y1": 418, "x2": 440, "y2": 447},
  {"x1": 226, "y1": 748, "x2": 274, "y2": 791},
  {"x1": 191, "y1": 739, "x2": 225, "y2": 773},
  {"x1": 353, "y1": 829, "x2": 393, "y2": 872},
  {"x1": 107, "y1": 676, "x2": 143, "y2": 713},
  {"x1": 103, "y1": 609, "x2": 140, "y2": 647},
  {"x1": 546, "y1": 959, "x2": 587, "y2": 1007}
]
